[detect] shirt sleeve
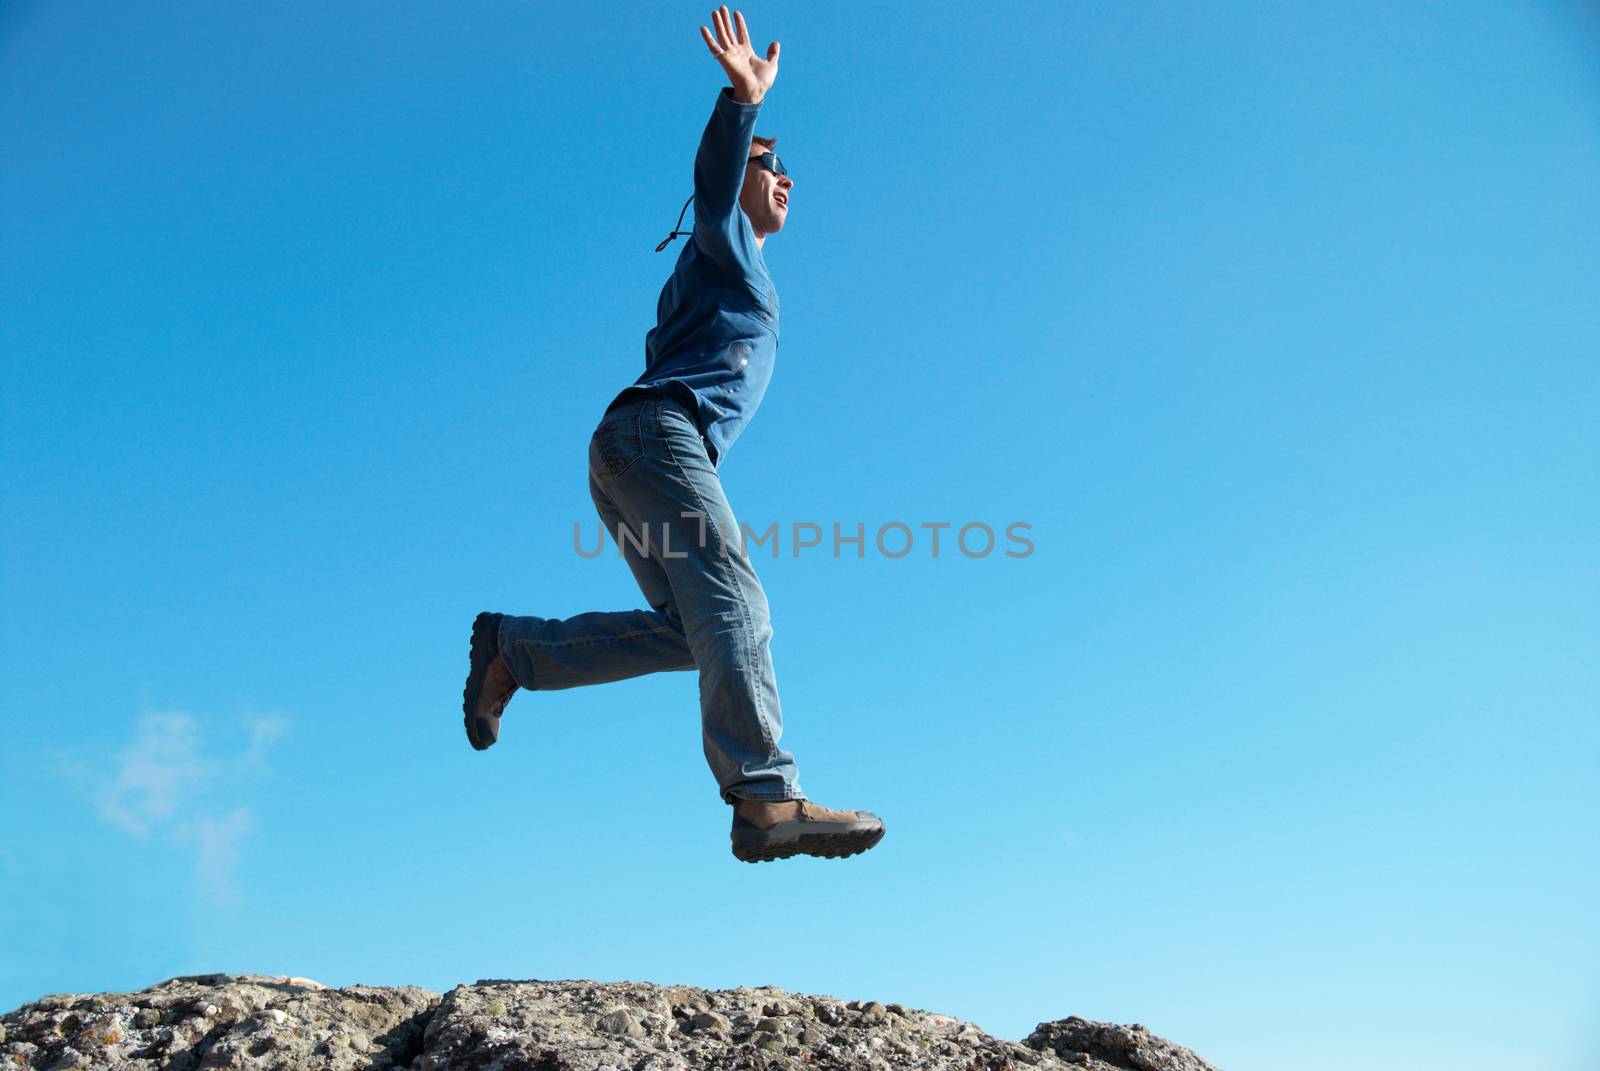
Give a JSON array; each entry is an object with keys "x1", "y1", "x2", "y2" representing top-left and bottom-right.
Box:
[{"x1": 692, "y1": 86, "x2": 762, "y2": 276}]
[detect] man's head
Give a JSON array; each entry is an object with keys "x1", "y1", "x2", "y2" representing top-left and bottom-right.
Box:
[{"x1": 738, "y1": 133, "x2": 792, "y2": 242}]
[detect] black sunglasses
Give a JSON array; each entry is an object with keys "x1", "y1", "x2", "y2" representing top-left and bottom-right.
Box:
[
  {"x1": 748, "y1": 151, "x2": 788, "y2": 179},
  {"x1": 655, "y1": 152, "x2": 791, "y2": 252}
]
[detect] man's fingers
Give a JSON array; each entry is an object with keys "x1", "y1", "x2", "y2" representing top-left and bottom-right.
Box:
[
  {"x1": 766, "y1": 40, "x2": 779, "y2": 63},
  {"x1": 702, "y1": 7, "x2": 764, "y2": 69}
]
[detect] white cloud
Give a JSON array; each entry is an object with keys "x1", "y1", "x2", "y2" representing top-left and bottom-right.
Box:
[
  {"x1": 243, "y1": 714, "x2": 290, "y2": 769},
  {"x1": 73, "y1": 709, "x2": 290, "y2": 908},
  {"x1": 96, "y1": 712, "x2": 218, "y2": 836},
  {"x1": 189, "y1": 806, "x2": 255, "y2": 908}
]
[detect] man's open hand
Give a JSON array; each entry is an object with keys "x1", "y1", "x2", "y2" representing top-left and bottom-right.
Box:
[{"x1": 699, "y1": 6, "x2": 779, "y2": 104}]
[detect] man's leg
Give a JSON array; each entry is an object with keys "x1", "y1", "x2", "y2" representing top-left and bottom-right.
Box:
[
  {"x1": 598, "y1": 397, "x2": 803, "y2": 805},
  {"x1": 495, "y1": 467, "x2": 697, "y2": 691}
]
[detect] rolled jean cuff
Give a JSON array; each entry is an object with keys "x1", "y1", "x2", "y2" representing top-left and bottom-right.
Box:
[{"x1": 726, "y1": 788, "x2": 807, "y2": 805}]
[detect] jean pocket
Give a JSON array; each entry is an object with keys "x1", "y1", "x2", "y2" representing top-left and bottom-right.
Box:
[{"x1": 590, "y1": 407, "x2": 645, "y2": 480}]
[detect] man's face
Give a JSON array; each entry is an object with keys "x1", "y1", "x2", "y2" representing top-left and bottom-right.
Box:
[{"x1": 739, "y1": 146, "x2": 793, "y2": 237}]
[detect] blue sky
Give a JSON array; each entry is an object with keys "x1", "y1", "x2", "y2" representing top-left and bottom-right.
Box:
[{"x1": 2, "y1": 3, "x2": 1597, "y2": 1069}]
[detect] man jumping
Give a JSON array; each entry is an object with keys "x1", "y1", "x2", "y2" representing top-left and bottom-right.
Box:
[{"x1": 461, "y1": 7, "x2": 884, "y2": 864}]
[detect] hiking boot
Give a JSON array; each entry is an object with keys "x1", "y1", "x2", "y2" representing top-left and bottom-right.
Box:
[
  {"x1": 730, "y1": 797, "x2": 885, "y2": 863},
  {"x1": 463, "y1": 612, "x2": 518, "y2": 750}
]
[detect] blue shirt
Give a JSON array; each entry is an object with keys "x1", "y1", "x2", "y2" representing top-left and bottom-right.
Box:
[{"x1": 605, "y1": 87, "x2": 780, "y2": 468}]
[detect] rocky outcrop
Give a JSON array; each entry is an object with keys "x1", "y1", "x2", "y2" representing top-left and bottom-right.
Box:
[
  {"x1": 0, "y1": 975, "x2": 433, "y2": 1071},
  {"x1": 1024, "y1": 1018, "x2": 1218, "y2": 1071},
  {"x1": 0, "y1": 973, "x2": 1218, "y2": 1071}
]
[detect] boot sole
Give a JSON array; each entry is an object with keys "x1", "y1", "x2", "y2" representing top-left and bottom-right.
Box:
[
  {"x1": 462, "y1": 611, "x2": 503, "y2": 751},
  {"x1": 731, "y1": 817, "x2": 885, "y2": 863}
]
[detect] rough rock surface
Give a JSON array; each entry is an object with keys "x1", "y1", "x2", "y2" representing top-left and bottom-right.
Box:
[
  {"x1": 0, "y1": 975, "x2": 435, "y2": 1071},
  {"x1": 1025, "y1": 1018, "x2": 1219, "y2": 1071},
  {"x1": 0, "y1": 974, "x2": 1217, "y2": 1071}
]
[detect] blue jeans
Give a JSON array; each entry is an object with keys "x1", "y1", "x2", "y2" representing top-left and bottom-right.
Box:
[{"x1": 496, "y1": 391, "x2": 805, "y2": 805}]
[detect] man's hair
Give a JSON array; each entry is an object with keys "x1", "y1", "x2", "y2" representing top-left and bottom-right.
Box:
[{"x1": 750, "y1": 134, "x2": 777, "y2": 156}]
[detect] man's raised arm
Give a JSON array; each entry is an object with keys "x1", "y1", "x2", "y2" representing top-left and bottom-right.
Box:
[
  {"x1": 693, "y1": 7, "x2": 779, "y2": 268},
  {"x1": 692, "y1": 88, "x2": 760, "y2": 255}
]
